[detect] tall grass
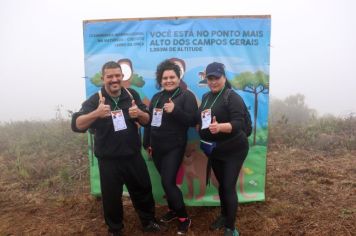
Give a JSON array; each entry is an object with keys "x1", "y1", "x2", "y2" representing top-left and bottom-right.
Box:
[
  {"x1": 0, "y1": 119, "x2": 87, "y2": 194},
  {"x1": 269, "y1": 114, "x2": 356, "y2": 152},
  {"x1": 269, "y1": 95, "x2": 356, "y2": 152}
]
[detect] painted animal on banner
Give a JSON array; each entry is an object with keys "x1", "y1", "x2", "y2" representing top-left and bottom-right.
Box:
[{"x1": 183, "y1": 142, "x2": 257, "y2": 200}]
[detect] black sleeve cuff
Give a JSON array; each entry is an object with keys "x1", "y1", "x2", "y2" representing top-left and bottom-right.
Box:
[{"x1": 71, "y1": 112, "x2": 87, "y2": 133}]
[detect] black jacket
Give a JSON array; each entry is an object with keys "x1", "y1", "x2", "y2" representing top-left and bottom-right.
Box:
[
  {"x1": 71, "y1": 87, "x2": 149, "y2": 159},
  {"x1": 197, "y1": 87, "x2": 248, "y2": 156},
  {"x1": 143, "y1": 88, "x2": 198, "y2": 152}
]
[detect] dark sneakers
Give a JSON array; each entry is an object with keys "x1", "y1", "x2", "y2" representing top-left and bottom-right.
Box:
[
  {"x1": 142, "y1": 220, "x2": 162, "y2": 232},
  {"x1": 107, "y1": 229, "x2": 122, "y2": 236},
  {"x1": 210, "y1": 215, "x2": 226, "y2": 230},
  {"x1": 160, "y1": 210, "x2": 178, "y2": 223},
  {"x1": 160, "y1": 210, "x2": 191, "y2": 234},
  {"x1": 224, "y1": 228, "x2": 239, "y2": 236},
  {"x1": 177, "y1": 218, "x2": 191, "y2": 235}
]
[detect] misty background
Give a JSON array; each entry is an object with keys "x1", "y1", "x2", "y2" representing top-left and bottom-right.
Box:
[{"x1": 0, "y1": 0, "x2": 355, "y2": 122}]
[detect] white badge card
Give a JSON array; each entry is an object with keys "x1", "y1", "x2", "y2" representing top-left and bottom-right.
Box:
[
  {"x1": 111, "y1": 110, "x2": 127, "y2": 131},
  {"x1": 201, "y1": 109, "x2": 212, "y2": 129},
  {"x1": 151, "y1": 108, "x2": 163, "y2": 127}
]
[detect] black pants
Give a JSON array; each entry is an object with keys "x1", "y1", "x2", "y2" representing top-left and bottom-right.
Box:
[
  {"x1": 98, "y1": 153, "x2": 155, "y2": 232},
  {"x1": 211, "y1": 146, "x2": 249, "y2": 229},
  {"x1": 152, "y1": 146, "x2": 188, "y2": 218}
]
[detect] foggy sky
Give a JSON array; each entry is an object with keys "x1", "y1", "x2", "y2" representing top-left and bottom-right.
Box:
[{"x1": 0, "y1": 0, "x2": 355, "y2": 122}]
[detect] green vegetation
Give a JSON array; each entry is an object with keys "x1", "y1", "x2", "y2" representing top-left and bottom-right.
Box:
[
  {"x1": 269, "y1": 94, "x2": 356, "y2": 152},
  {"x1": 90, "y1": 72, "x2": 102, "y2": 87},
  {"x1": 131, "y1": 73, "x2": 145, "y2": 87},
  {"x1": 0, "y1": 119, "x2": 87, "y2": 194}
]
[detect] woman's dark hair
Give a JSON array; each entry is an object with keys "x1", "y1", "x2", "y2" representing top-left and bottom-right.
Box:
[
  {"x1": 225, "y1": 79, "x2": 232, "y2": 89},
  {"x1": 155, "y1": 59, "x2": 181, "y2": 89}
]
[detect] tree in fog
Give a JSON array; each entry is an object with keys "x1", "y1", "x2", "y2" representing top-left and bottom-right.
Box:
[{"x1": 269, "y1": 94, "x2": 317, "y2": 125}]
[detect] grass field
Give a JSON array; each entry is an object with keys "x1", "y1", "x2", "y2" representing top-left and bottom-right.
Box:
[{"x1": 0, "y1": 118, "x2": 355, "y2": 235}]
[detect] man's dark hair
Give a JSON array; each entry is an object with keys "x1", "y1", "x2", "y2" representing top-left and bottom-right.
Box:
[
  {"x1": 101, "y1": 61, "x2": 122, "y2": 76},
  {"x1": 155, "y1": 59, "x2": 181, "y2": 88}
]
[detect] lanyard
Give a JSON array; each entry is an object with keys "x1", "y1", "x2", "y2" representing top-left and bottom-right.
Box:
[
  {"x1": 110, "y1": 96, "x2": 120, "y2": 110},
  {"x1": 154, "y1": 87, "x2": 180, "y2": 109},
  {"x1": 202, "y1": 86, "x2": 225, "y2": 110}
]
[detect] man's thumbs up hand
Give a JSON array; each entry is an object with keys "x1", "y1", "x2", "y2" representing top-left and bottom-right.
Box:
[
  {"x1": 99, "y1": 96, "x2": 105, "y2": 104},
  {"x1": 97, "y1": 96, "x2": 111, "y2": 118},
  {"x1": 129, "y1": 99, "x2": 139, "y2": 118}
]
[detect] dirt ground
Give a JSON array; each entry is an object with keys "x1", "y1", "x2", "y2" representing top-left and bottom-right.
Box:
[{"x1": 0, "y1": 146, "x2": 355, "y2": 236}]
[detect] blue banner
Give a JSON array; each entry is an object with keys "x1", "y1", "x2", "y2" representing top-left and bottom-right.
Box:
[{"x1": 83, "y1": 16, "x2": 271, "y2": 205}]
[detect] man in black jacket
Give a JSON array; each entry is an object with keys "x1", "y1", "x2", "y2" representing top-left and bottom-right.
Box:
[{"x1": 71, "y1": 61, "x2": 161, "y2": 236}]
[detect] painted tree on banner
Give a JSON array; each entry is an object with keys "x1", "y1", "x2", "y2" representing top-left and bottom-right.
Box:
[{"x1": 231, "y1": 71, "x2": 269, "y2": 145}]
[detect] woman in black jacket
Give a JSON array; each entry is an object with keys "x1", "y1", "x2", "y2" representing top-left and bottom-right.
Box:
[
  {"x1": 197, "y1": 62, "x2": 249, "y2": 236},
  {"x1": 144, "y1": 59, "x2": 197, "y2": 235}
]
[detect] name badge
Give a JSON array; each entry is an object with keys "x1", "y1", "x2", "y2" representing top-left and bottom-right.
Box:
[
  {"x1": 111, "y1": 109, "x2": 127, "y2": 131},
  {"x1": 151, "y1": 108, "x2": 163, "y2": 127},
  {"x1": 201, "y1": 109, "x2": 212, "y2": 129}
]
